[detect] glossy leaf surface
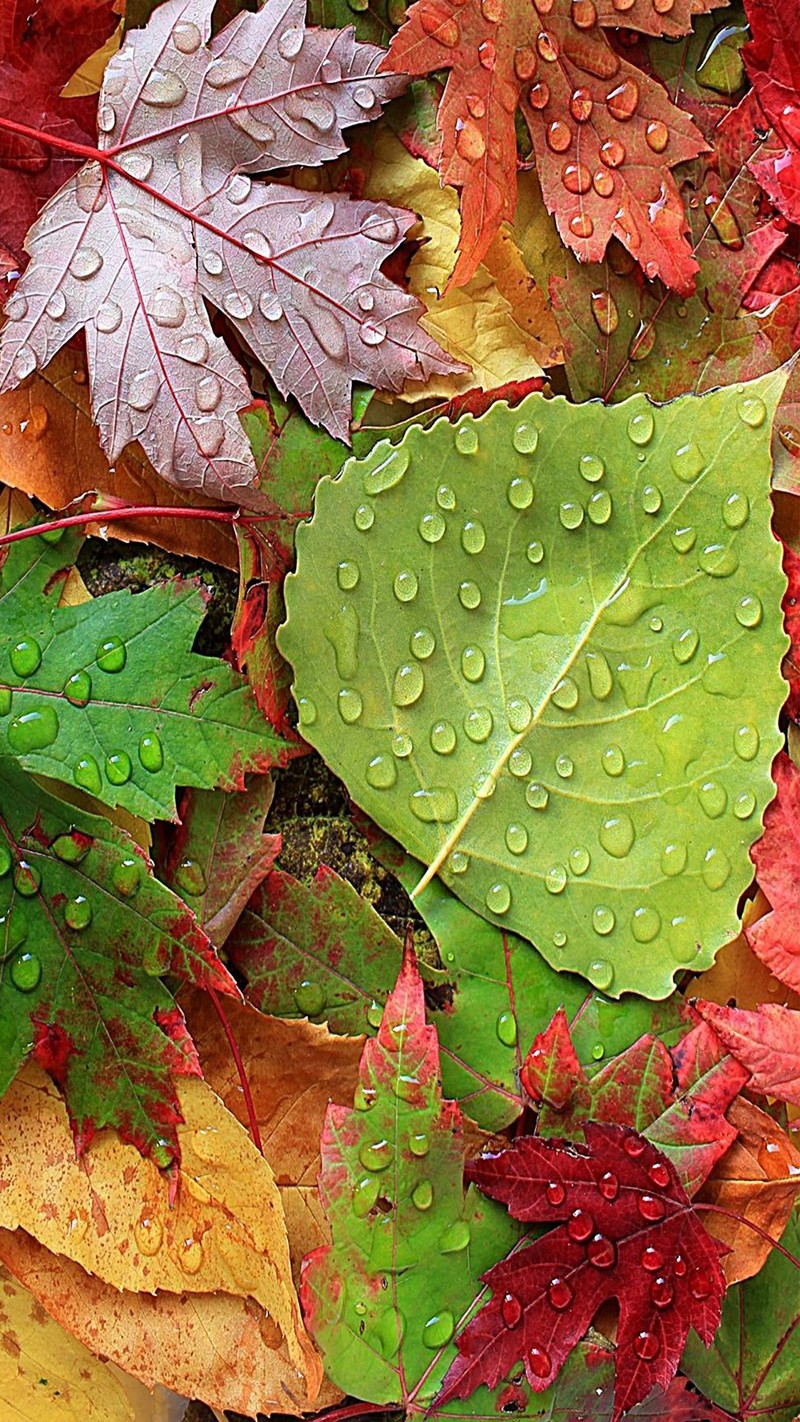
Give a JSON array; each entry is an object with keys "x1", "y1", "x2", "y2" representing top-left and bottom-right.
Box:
[{"x1": 280, "y1": 376, "x2": 788, "y2": 998}]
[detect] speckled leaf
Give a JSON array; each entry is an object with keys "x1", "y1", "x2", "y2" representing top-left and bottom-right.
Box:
[
  {"x1": 301, "y1": 947, "x2": 519, "y2": 1406},
  {"x1": 682, "y1": 1208, "x2": 800, "y2": 1422},
  {"x1": 0, "y1": 760, "x2": 236, "y2": 1163},
  {"x1": 280, "y1": 375, "x2": 788, "y2": 999},
  {"x1": 158, "y1": 778, "x2": 280, "y2": 946},
  {"x1": 0, "y1": 0, "x2": 457, "y2": 503},
  {"x1": 0, "y1": 528, "x2": 291, "y2": 821}
]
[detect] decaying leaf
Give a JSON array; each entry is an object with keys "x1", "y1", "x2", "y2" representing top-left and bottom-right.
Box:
[
  {"x1": 0, "y1": 0, "x2": 458, "y2": 503},
  {"x1": 0, "y1": 1065, "x2": 322, "y2": 1404}
]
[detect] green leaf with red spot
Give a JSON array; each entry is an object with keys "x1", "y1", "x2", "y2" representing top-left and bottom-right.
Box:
[
  {"x1": 0, "y1": 527, "x2": 292, "y2": 822},
  {"x1": 300, "y1": 945, "x2": 519, "y2": 1406},
  {"x1": 0, "y1": 761, "x2": 236, "y2": 1164}
]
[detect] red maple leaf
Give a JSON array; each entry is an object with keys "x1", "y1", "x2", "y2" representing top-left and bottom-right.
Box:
[
  {"x1": 694, "y1": 1000, "x2": 800, "y2": 1108},
  {"x1": 742, "y1": 0, "x2": 800, "y2": 224},
  {"x1": 436, "y1": 1124, "x2": 726, "y2": 1421},
  {"x1": 744, "y1": 752, "x2": 800, "y2": 992},
  {"x1": 0, "y1": 0, "x2": 117, "y2": 274},
  {"x1": 381, "y1": 0, "x2": 715, "y2": 291},
  {"x1": 782, "y1": 543, "x2": 800, "y2": 719}
]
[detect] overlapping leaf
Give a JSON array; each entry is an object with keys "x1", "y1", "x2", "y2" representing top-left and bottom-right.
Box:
[
  {"x1": 280, "y1": 375, "x2": 788, "y2": 997},
  {"x1": 382, "y1": 0, "x2": 714, "y2": 290},
  {"x1": 439, "y1": 1125, "x2": 726, "y2": 1420},
  {"x1": 0, "y1": 0, "x2": 458, "y2": 503},
  {"x1": 742, "y1": 0, "x2": 800, "y2": 223},
  {"x1": 0, "y1": 528, "x2": 290, "y2": 821}
]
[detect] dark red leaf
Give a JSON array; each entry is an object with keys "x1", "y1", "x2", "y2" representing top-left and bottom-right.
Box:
[
  {"x1": 742, "y1": 0, "x2": 800, "y2": 223},
  {"x1": 437, "y1": 1124, "x2": 726, "y2": 1421}
]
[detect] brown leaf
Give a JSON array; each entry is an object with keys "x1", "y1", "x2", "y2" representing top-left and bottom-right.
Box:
[
  {"x1": 0, "y1": 1065, "x2": 321, "y2": 1405},
  {"x1": 182, "y1": 990, "x2": 363, "y2": 1276},
  {"x1": 0, "y1": 352, "x2": 238, "y2": 568},
  {"x1": 698, "y1": 1097, "x2": 800, "y2": 1284},
  {"x1": 0, "y1": 1231, "x2": 324, "y2": 1417}
]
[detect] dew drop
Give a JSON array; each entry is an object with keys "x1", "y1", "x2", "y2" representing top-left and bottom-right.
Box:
[
  {"x1": 527, "y1": 539, "x2": 544, "y2": 563},
  {"x1": 589, "y1": 959, "x2": 614, "y2": 990},
  {"x1": 96, "y1": 637, "x2": 126, "y2": 673},
  {"x1": 74, "y1": 755, "x2": 102, "y2": 795},
  {"x1": 702, "y1": 847, "x2": 731, "y2": 891},
  {"x1": 552, "y1": 676, "x2": 579, "y2": 710},
  {"x1": 223, "y1": 291, "x2": 253, "y2": 320},
  {"x1": 139, "y1": 734, "x2": 164, "y2": 772},
  {"x1": 641, "y1": 484, "x2": 662, "y2": 514},
  {"x1": 10, "y1": 950, "x2": 41, "y2": 992},
  {"x1": 69, "y1": 247, "x2": 103, "y2": 281},
  {"x1": 602, "y1": 745, "x2": 625, "y2": 777},
  {"x1": 555, "y1": 754, "x2": 574, "y2": 779},
  {"x1": 631, "y1": 906, "x2": 661, "y2": 943},
  {"x1": 527, "y1": 1346, "x2": 552, "y2": 1380},
  {"x1": 113, "y1": 858, "x2": 141, "y2": 897},
  {"x1": 699, "y1": 543, "x2": 738, "y2": 578},
  {"x1": 439, "y1": 1219, "x2": 471, "y2": 1252},
  {"x1": 392, "y1": 732, "x2": 413, "y2": 759},
  {"x1": 628, "y1": 409, "x2": 654, "y2": 445},
  {"x1": 393, "y1": 570, "x2": 418, "y2": 603},
  {"x1": 671, "y1": 442, "x2": 705, "y2": 482},
  {"x1": 639, "y1": 1193, "x2": 666, "y2": 1221},
  {"x1": 360, "y1": 1138, "x2": 392, "y2": 1172},
  {"x1": 737, "y1": 395, "x2": 766, "y2": 428},
  {"x1": 569, "y1": 846, "x2": 590, "y2": 876},
  {"x1": 393, "y1": 663, "x2": 424, "y2": 707},
  {"x1": 412, "y1": 1180, "x2": 433, "y2": 1211},
  {"x1": 587, "y1": 1234, "x2": 617, "y2": 1269},
  {"x1": 64, "y1": 896, "x2": 92, "y2": 930},
  {"x1": 455, "y1": 424, "x2": 479, "y2": 455},
  {"x1": 567, "y1": 1209, "x2": 593, "y2": 1242},
  {"x1": 651, "y1": 1276, "x2": 674, "y2": 1309},
  {"x1": 46, "y1": 290, "x2": 68, "y2": 320},
  {"x1": 297, "y1": 696, "x2": 317, "y2": 727},
  {"x1": 734, "y1": 790, "x2": 756, "y2": 819},
  {"x1": 294, "y1": 979, "x2": 326, "y2": 1016},
  {"x1": 259, "y1": 292, "x2": 283, "y2": 321},
  {"x1": 486, "y1": 881, "x2": 511, "y2": 915},
  {"x1": 409, "y1": 787, "x2": 458, "y2": 823},
  {"x1": 599, "y1": 812, "x2": 634, "y2": 858},
  {"x1": 506, "y1": 823, "x2": 528, "y2": 855},
  {"x1": 419, "y1": 510, "x2": 446, "y2": 544},
  {"x1": 548, "y1": 1277, "x2": 573, "y2": 1310},
  {"x1": 634, "y1": 1331, "x2": 660, "y2": 1361},
  {"x1": 422, "y1": 1311, "x2": 454, "y2": 1349},
  {"x1": 501, "y1": 1291, "x2": 522, "y2": 1328},
  {"x1": 430, "y1": 720, "x2": 457, "y2": 755},
  {"x1": 173, "y1": 19, "x2": 202, "y2": 51},
  {"x1": 496, "y1": 1010, "x2": 518, "y2": 1046},
  {"x1": 129, "y1": 370, "x2": 159, "y2": 412},
  {"x1": 599, "y1": 1170, "x2": 619, "y2": 1200},
  {"x1": 526, "y1": 782, "x2": 549, "y2": 810},
  {"x1": 735, "y1": 594, "x2": 762, "y2": 628},
  {"x1": 364, "y1": 446, "x2": 410, "y2": 496},
  {"x1": 591, "y1": 290, "x2": 619, "y2": 335},
  {"x1": 459, "y1": 580, "x2": 481, "y2": 609},
  {"x1": 366, "y1": 754, "x2": 396, "y2": 790},
  {"x1": 105, "y1": 750, "x2": 132, "y2": 786},
  {"x1": 661, "y1": 841, "x2": 687, "y2": 877},
  {"x1": 134, "y1": 1214, "x2": 163, "y2": 1256},
  {"x1": 592, "y1": 906, "x2": 615, "y2": 937},
  {"x1": 587, "y1": 489, "x2": 612, "y2": 525},
  {"x1": 723, "y1": 491, "x2": 749, "y2": 528},
  {"x1": 559, "y1": 500, "x2": 584, "y2": 530},
  {"x1": 202, "y1": 251, "x2": 224, "y2": 277},
  {"x1": 338, "y1": 688, "x2": 363, "y2": 723}
]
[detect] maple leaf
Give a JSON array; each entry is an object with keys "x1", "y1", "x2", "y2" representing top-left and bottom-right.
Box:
[
  {"x1": 743, "y1": 752, "x2": 800, "y2": 993},
  {"x1": 741, "y1": 0, "x2": 800, "y2": 224},
  {"x1": 301, "y1": 944, "x2": 520, "y2": 1406},
  {"x1": 0, "y1": 0, "x2": 117, "y2": 274},
  {"x1": 782, "y1": 543, "x2": 800, "y2": 719},
  {"x1": 694, "y1": 1000, "x2": 800, "y2": 1107},
  {"x1": 0, "y1": 527, "x2": 291, "y2": 821},
  {"x1": 158, "y1": 778, "x2": 281, "y2": 945},
  {"x1": 437, "y1": 1124, "x2": 726, "y2": 1421},
  {"x1": 0, "y1": 0, "x2": 458, "y2": 505},
  {"x1": 381, "y1": 0, "x2": 713, "y2": 292},
  {"x1": 0, "y1": 761, "x2": 237, "y2": 1163},
  {"x1": 521, "y1": 1009, "x2": 745, "y2": 1195}
]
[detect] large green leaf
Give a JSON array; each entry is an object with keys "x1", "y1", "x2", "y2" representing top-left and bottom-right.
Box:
[
  {"x1": 0, "y1": 762, "x2": 234, "y2": 1163},
  {"x1": 280, "y1": 375, "x2": 788, "y2": 999},
  {"x1": 682, "y1": 1209, "x2": 800, "y2": 1422},
  {"x1": 0, "y1": 530, "x2": 291, "y2": 820}
]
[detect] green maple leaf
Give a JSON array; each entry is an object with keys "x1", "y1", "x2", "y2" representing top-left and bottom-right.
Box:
[
  {"x1": 0, "y1": 761, "x2": 236, "y2": 1164},
  {"x1": 301, "y1": 946, "x2": 519, "y2": 1406},
  {"x1": 280, "y1": 375, "x2": 788, "y2": 999},
  {"x1": 0, "y1": 529, "x2": 291, "y2": 821}
]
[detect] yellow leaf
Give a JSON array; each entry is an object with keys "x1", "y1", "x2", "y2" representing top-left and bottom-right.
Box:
[
  {"x1": 0, "y1": 1265, "x2": 136, "y2": 1421},
  {"x1": 0, "y1": 1067, "x2": 321, "y2": 1406},
  {"x1": 0, "y1": 1232, "x2": 319, "y2": 1417},
  {"x1": 358, "y1": 133, "x2": 561, "y2": 398}
]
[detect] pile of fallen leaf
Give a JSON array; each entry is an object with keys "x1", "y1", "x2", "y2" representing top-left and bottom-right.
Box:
[{"x1": 2, "y1": 0, "x2": 800, "y2": 1416}]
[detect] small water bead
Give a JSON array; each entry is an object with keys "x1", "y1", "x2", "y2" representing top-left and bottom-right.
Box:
[
  {"x1": 723, "y1": 491, "x2": 749, "y2": 529},
  {"x1": 505, "y1": 823, "x2": 529, "y2": 856},
  {"x1": 96, "y1": 637, "x2": 126, "y2": 673},
  {"x1": 485, "y1": 881, "x2": 511, "y2": 916},
  {"x1": 548, "y1": 1277, "x2": 573, "y2": 1311},
  {"x1": 651, "y1": 1276, "x2": 674, "y2": 1309},
  {"x1": 436, "y1": 484, "x2": 456, "y2": 511},
  {"x1": 529, "y1": 80, "x2": 550, "y2": 108},
  {"x1": 580, "y1": 454, "x2": 605, "y2": 483},
  {"x1": 734, "y1": 790, "x2": 756, "y2": 819},
  {"x1": 113, "y1": 858, "x2": 141, "y2": 898},
  {"x1": 526, "y1": 782, "x2": 549, "y2": 810},
  {"x1": 602, "y1": 745, "x2": 625, "y2": 777},
  {"x1": 699, "y1": 543, "x2": 738, "y2": 578},
  {"x1": 592, "y1": 1042, "x2": 604, "y2": 1061},
  {"x1": 567, "y1": 1209, "x2": 593, "y2": 1242},
  {"x1": 738, "y1": 395, "x2": 766, "y2": 428},
  {"x1": 393, "y1": 570, "x2": 418, "y2": 603},
  {"x1": 592, "y1": 905, "x2": 615, "y2": 936},
  {"x1": 352, "y1": 1175, "x2": 379, "y2": 1217},
  {"x1": 74, "y1": 755, "x2": 102, "y2": 795},
  {"x1": 410, "y1": 787, "x2": 458, "y2": 823},
  {"x1": 511, "y1": 419, "x2": 539, "y2": 455},
  {"x1": 552, "y1": 930, "x2": 567, "y2": 949},
  {"x1": 509, "y1": 746, "x2": 532, "y2": 777},
  {"x1": 65, "y1": 896, "x2": 92, "y2": 930},
  {"x1": 495, "y1": 1010, "x2": 518, "y2": 1048},
  {"x1": 366, "y1": 755, "x2": 397, "y2": 789},
  {"x1": 14, "y1": 861, "x2": 40, "y2": 896},
  {"x1": 570, "y1": 213, "x2": 594, "y2": 239},
  {"x1": 461, "y1": 520, "x2": 486, "y2": 554},
  {"x1": 106, "y1": 751, "x2": 132, "y2": 785},
  {"x1": 569, "y1": 846, "x2": 590, "y2": 876},
  {"x1": 671, "y1": 442, "x2": 705, "y2": 482},
  {"x1": 297, "y1": 696, "x2": 317, "y2": 727},
  {"x1": 338, "y1": 688, "x2": 364, "y2": 723},
  {"x1": 430, "y1": 720, "x2": 457, "y2": 755},
  {"x1": 589, "y1": 959, "x2": 614, "y2": 990},
  {"x1": 556, "y1": 754, "x2": 574, "y2": 779},
  {"x1": 649, "y1": 616, "x2": 663, "y2": 633},
  {"x1": 139, "y1": 734, "x2": 164, "y2": 772},
  {"x1": 501, "y1": 1292, "x2": 522, "y2": 1328},
  {"x1": 0, "y1": 846, "x2": 10, "y2": 878},
  {"x1": 639, "y1": 1193, "x2": 666, "y2": 1221},
  {"x1": 671, "y1": 525, "x2": 697, "y2": 554},
  {"x1": 96, "y1": 299, "x2": 122, "y2": 333},
  {"x1": 448, "y1": 850, "x2": 469, "y2": 876},
  {"x1": 360, "y1": 1138, "x2": 392, "y2": 1172},
  {"x1": 699, "y1": 781, "x2": 727, "y2": 819},
  {"x1": 599, "y1": 812, "x2": 635, "y2": 858},
  {"x1": 393, "y1": 664, "x2": 424, "y2": 708},
  {"x1": 363, "y1": 446, "x2": 410, "y2": 496},
  {"x1": 508, "y1": 476, "x2": 534, "y2": 510},
  {"x1": 0, "y1": 688, "x2": 9, "y2": 716},
  {"x1": 69, "y1": 246, "x2": 103, "y2": 280},
  {"x1": 545, "y1": 864, "x2": 567, "y2": 895},
  {"x1": 419, "y1": 510, "x2": 446, "y2": 543},
  {"x1": 461, "y1": 645, "x2": 485, "y2": 682},
  {"x1": 552, "y1": 676, "x2": 579, "y2": 711},
  {"x1": 624, "y1": 1135, "x2": 647, "y2": 1159},
  {"x1": 634, "y1": 1331, "x2": 660, "y2": 1362},
  {"x1": 591, "y1": 290, "x2": 619, "y2": 335},
  {"x1": 8, "y1": 708, "x2": 59, "y2": 753},
  {"x1": 628, "y1": 410, "x2": 654, "y2": 445},
  {"x1": 559, "y1": 500, "x2": 584, "y2": 530},
  {"x1": 528, "y1": 1347, "x2": 552, "y2": 1380},
  {"x1": 661, "y1": 841, "x2": 687, "y2": 876},
  {"x1": 527, "y1": 539, "x2": 544, "y2": 563},
  {"x1": 546, "y1": 1180, "x2": 566, "y2": 1206},
  {"x1": 455, "y1": 424, "x2": 479, "y2": 455},
  {"x1": 392, "y1": 732, "x2": 413, "y2": 759},
  {"x1": 337, "y1": 560, "x2": 360, "y2": 591},
  {"x1": 423, "y1": 1311, "x2": 454, "y2": 1349},
  {"x1": 588, "y1": 489, "x2": 612, "y2": 524},
  {"x1": 587, "y1": 1235, "x2": 617, "y2": 1269},
  {"x1": 599, "y1": 1170, "x2": 619, "y2": 1201},
  {"x1": 631, "y1": 906, "x2": 661, "y2": 943},
  {"x1": 735, "y1": 594, "x2": 762, "y2": 628},
  {"x1": 459, "y1": 580, "x2": 481, "y2": 609},
  {"x1": 703, "y1": 847, "x2": 731, "y2": 891},
  {"x1": 641, "y1": 1246, "x2": 665, "y2": 1272},
  {"x1": 673, "y1": 627, "x2": 699, "y2": 665},
  {"x1": 641, "y1": 484, "x2": 662, "y2": 514},
  {"x1": 10, "y1": 639, "x2": 41, "y2": 678},
  {"x1": 11, "y1": 951, "x2": 42, "y2": 992},
  {"x1": 648, "y1": 1159, "x2": 670, "y2": 1189},
  {"x1": 411, "y1": 1179, "x2": 433, "y2": 1211},
  {"x1": 46, "y1": 290, "x2": 68, "y2": 320},
  {"x1": 259, "y1": 293, "x2": 283, "y2": 322}
]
